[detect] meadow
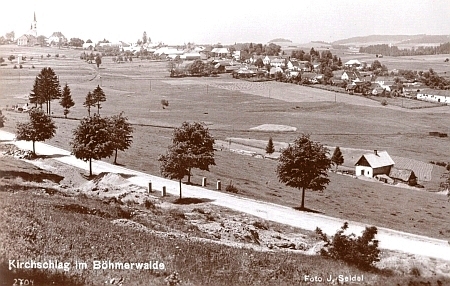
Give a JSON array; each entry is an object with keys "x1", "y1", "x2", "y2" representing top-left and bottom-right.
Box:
[{"x1": 1, "y1": 44, "x2": 450, "y2": 243}]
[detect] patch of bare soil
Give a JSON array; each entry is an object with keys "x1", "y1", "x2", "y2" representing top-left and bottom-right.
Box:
[
  {"x1": 250, "y1": 124, "x2": 297, "y2": 132},
  {"x1": 2, "y1": 145, "x2": 450, "y2": 278}
]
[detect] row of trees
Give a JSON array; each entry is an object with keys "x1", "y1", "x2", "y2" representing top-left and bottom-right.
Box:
[
  {"x1": 15, "y1": 67, "x2": 133, "y2": 176},
  {"x1": 80, "y1": 52, "x2": 102, "y2": 67},
  {"x1": 359, "y1": 43, "x2": 450, "y2": 56},
  {"x1": 237, "y1": 43, "x2": 282, "y2": 60},
  {"x1": 168, "y1": 59, "x2": 219, "y2": 77}
]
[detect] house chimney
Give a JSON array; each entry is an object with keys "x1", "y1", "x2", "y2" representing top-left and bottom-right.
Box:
[{"x1": 374, "y1": 150, "x2": 378, "y2": 156}]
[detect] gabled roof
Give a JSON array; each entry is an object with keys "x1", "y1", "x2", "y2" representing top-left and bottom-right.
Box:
[
  {"x1": 269, "y1": 67, "x2": 283, "y2": 74},
  {"x1": 355, "y1": 151, "x2": 395, "y2": 168},
  {"x1": 49, "y1": 32, "x2": 65, "y2": 38},
  {"x1": 389, "y1": 167, "x2": 416, "y2": 182},
  {"x1": 343, "y1": 70, "x2": 361, "y2": 78},
  {"x1": 344, "y1": 59, "x2": 362, "y2": 66},
  {"x1": 211, "y1": 47, "x2": 229, "y2": 54}
]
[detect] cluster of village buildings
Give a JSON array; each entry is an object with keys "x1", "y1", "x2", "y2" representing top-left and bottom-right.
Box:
[{"x1": 15, "y1": 13, "x2": 450, "y2": 105}]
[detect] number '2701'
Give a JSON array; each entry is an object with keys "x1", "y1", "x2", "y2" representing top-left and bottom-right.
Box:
[{"x1": 13, "y1": 279, "x2": 34, "y2": 286}]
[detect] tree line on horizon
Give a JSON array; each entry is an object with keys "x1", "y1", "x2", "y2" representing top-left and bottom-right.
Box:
[{"x1": 359, "y1": 42, "x2": 450, "y2": 57}]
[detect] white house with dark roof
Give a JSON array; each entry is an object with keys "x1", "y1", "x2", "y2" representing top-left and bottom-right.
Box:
[{"x1": 355, "y1": 150, "x2": 395, "y2": 178}]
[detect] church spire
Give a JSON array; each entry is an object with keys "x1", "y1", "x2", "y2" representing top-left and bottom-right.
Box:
[{"x1": 34, "y1": 11, "x2": 36, "y2": 22}]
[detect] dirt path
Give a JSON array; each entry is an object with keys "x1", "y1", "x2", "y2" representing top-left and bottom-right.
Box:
[{"x1": 1, "y1": 129, "x2": 450, "y2": 262}]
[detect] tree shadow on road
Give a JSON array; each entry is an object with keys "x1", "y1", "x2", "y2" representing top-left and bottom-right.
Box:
[
  {"x1": 38, "y1": 154, "x2": 68, "y2": 159},
  {"x1": 173, "y1": 197, "x2": 215, "y2": 205},
  {"x1": 293, "y1": 206, "x2": 324, "y2": 214}
]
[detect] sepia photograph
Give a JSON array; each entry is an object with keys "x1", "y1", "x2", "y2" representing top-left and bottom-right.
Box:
[{"x1": 0, "y1": 0, "x2": 450, "y2": 285}]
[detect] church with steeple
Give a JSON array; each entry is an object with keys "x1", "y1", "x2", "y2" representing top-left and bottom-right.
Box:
[{"x1": 17, "y1": 12, "x2": 38, "y2": 46}]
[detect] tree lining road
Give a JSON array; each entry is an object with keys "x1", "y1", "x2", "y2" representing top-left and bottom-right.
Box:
[{"x1": 1, "y1": 129, "x2": 449, "y2": 262}]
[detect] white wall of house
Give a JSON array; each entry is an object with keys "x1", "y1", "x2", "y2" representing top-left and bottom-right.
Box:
[
  {"x1": 356, "y1": 166, "x2": 373, "y2": 177},
  {"x1": 417, "y1": 93, "x2": 450, "y2": 104}
]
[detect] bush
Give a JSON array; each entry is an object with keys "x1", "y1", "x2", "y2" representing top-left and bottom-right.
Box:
[
  {"x1": 316, "y1": 222, "x2": 380, "y2": 270},
  {"x1": 144, "y1": 199, "x2": 157, "y2": 209},
  {"x1": 13, "y1": 65, "x2": 17, "y2": 69},
  {"x1": 19, "y1": 64, "x2": 23, "y2": 69},
  {"x1": 225, "y1": 181, "x2": 239, "y2": 193},
  {"x1": 381, "y1": 99, "x2": 388, "y2": 106},
  {"x1": 161, "y1": 99, "x2": 169, "y2": 109}
]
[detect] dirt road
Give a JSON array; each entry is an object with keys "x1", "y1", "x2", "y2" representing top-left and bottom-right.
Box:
[{"x1": 1, "y1": 129, "x2": 449, "y2": 262}]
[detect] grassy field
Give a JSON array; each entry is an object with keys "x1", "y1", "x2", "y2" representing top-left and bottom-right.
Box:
[
  {"x1": 2, "y1": 156, "x2": 449, "y2": 286},
  {"x1": 1, "y1": 44, "x2": 450, "y2": 243}
]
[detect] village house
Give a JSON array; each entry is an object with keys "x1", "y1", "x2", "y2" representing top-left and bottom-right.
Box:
[
  {"x1": 287, "y1": 60, "x2": 300, "y2": 71},
  {"x1": 355, "y1": 150, "x2": 395, "y2": 178},
  {"x1": 340, "y1": 70, "x2": 362, "y2": 82},
  {"x1": 17, "y1": 34, "x2": 37, "y2": 46},
  {"x1": 344, "y1": 59, "x2": 362, "y2": 70},
  {"x1": 270, "y1": 58, "x2": 285, "y2": 68},
  {"x1": 82, "y1": 42, "x2": 94, "y2": 50},
  {"x1": 47, "y1": 32, "x2": 67, "y2": 45},
  {"x1": 416, "y1": 89, "x2": 450, "y2": 105},
  {"x1": 180, "y1": 52, "x2": 202, "y2": 60},
  {"x1": 211, "y1": 47, "x2": 229, "y2": 58}
]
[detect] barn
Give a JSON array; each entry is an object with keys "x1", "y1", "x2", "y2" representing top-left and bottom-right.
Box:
[
  {"x1": 355, "y1": 150, "x2": 394, "y2": 178},
  {"x1": 389, "y1": 167, "x2": 417, "y2": 186}
]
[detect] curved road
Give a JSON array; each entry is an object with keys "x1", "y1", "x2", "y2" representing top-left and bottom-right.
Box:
[{"x1": 1, "y1": 130, "x2": 449, "y2": 262}]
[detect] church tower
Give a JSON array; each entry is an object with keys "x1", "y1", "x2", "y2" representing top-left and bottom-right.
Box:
[{"x1": 31, "y1": 12, "x2": 37, "y2": 37}]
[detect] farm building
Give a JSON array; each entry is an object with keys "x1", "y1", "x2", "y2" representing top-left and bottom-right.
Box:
[
  {"x1": 180, "y1": 52, "x2": 201, "y2": 60},
  {"x1": 355, "y1": 150, "x2": 395, "y2": 178},
  {"x1": 211, "y1": 47, "x2": 229, "y2": 58},
  {"x1": 344, "y1": 59, "x2": 362, "y2": 69},
  {"x1": 389, "y1": 167, "x2": 417, "y2": 186},
  {"x1": 416, "y1": 89, "x2": 450, "y2": 105}
]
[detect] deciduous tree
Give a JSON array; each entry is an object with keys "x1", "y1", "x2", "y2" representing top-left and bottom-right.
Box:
[
  {"x1": 171, "y1": 122, "x2": 215, "y2": 184},
  {"x1": 59, "y1": 83, "x2": 75, "y2": 118},
  {"x1": 15, "y1": 108, "x2": 57, "y2": 155},
  {"x1": 158, "y1": 143, "x2": 190, "y2": 198},
  {"x1": 277, "y1": 134, "x2": 331, "y2": 209},
  {"x1": 188, "y1": 60, "x2": 206, "y2": 76},
  {"x1": 159, "y1": 122, "x2": 215, "y2": 193},
  {"x1": 109, "y1": 112, "x2": 133, "y2": 164},
  {"x1": 71, "y1": 114, "x2": 114, "y2": 176},
  {"x1": 95, "y1": 54, "x2": 102, "y2": 68}
]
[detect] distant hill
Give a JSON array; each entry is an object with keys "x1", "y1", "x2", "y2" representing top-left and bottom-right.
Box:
[
  {"x1": 268, "y1": 38, "x2": 292, "y2": 43},
  {"x1": 332, "y1": 34, "x2": 450, "y2": 46}
]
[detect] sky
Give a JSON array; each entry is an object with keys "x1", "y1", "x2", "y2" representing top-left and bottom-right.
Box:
[{"x1": 1, "y1": 0, "x2": 450, "y2": 45}]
